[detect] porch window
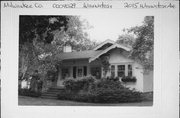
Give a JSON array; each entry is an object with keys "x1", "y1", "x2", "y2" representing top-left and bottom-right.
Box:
[
  {"x1": 117, "y1": 65, "x2": 125, "y2": 77},
  {"x1": 111, "y1": 65, "x2": 115, "y2": 77},
  {"x1": 77, "y1": 67, "x2": 83, "y2": 77},
  {"x1": 128, "y1": 64, "x2": 133, "y2": 76}
]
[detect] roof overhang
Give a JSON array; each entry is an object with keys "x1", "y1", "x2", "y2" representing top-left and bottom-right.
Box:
[
  {"x1": 89, "y1": 43, "x2": 131, "y2": 63},
  {"x1": 93, "y1": 39, "x2": 115, "y2": 51}
]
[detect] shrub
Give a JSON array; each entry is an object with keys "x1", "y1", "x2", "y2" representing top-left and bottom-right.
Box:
[
  {"x1": 58, "y1": 78, "x2": 142, "y2": 103},
  {"x1": 121, "y1": 76, "x2": 137, "y2": 82},
  {"x1": 95, "y1": 79, "x2": 124, "y2": 90},
  {"x1": 88, "y1": 79, "x2": 142, "y2": 103},
  {"x1": 57, "y1": 90, "x2": 75, "y2": 100},
  {"x1": 106, "y1": 76, "x2": 119, "y2": 82},
  {"x1": 91, "y1": 88, "x2": 142, "y2": 103},
  {"x1": 18, "y1": 89, "x2": 41, "y2": 97},
  {"x1": 63, "y1": 76, "x2": 95, "y2": 92}
]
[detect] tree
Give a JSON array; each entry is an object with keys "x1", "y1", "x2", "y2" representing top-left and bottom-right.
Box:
[
  {"x1": 116, "y1": 34, "x2": 135, "y2": 48},
  {"x1": 127, "y1": 16, "x2": 154, "y2": 70},
  {"x1": 19, "y1": 16, "x2": 97, "y2": 83}
]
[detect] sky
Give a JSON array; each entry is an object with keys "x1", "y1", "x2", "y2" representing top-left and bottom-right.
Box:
[{"x1": 80, "y1": 13, "x2": 145, "y2": 42}]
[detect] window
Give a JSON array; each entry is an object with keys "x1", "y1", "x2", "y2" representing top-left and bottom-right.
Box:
[
  {"x1": 111, "y1": 65, "x2": 115, "y2": 77},
  {"x1": 128, "y1": 65, "x2": 133, "y2": 76},
  {"x1": 77, "y1": 67, "x2": 83, "y2": 77},
  {"x1": 117, "y1": 65, "x2": 125, "y2": 77}
]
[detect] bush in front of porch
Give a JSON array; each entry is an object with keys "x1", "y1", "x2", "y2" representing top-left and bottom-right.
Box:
[{"x1": 57, "y1": 76, "x2": 143, "y2": 103}]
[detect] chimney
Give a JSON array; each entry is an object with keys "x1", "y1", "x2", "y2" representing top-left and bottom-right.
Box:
[{"x1": 63, "y1": 45, "x2": 72, "y2": 52}]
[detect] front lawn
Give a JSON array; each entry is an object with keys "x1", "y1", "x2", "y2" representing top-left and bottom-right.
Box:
[{"x1": 18, "y1": 96, "x2": 153, "y2": 106}]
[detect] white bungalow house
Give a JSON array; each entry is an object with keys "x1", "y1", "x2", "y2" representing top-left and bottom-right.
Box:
[{"x1": 56, "y1": 39, "x2": 153, "y2": 92}]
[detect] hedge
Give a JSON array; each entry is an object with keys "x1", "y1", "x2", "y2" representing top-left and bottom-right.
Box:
[
  {"x1": 63, "y1": 76, "x2": 96, "y2": 92},
  {"x1": 58, "y1": 76, "x2": 143, "y2": 103}
]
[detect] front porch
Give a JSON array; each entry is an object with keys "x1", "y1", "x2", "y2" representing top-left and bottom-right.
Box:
[{"x1": 56, "y1": 59, "x2": 102, "y2": 87}]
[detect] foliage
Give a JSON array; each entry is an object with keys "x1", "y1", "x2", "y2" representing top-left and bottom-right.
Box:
[
  {"x1": 105, "y1": 76, "x2": 119, "y2": 82},
  {"x1": 121, "y1": 76, "x2": 137, "y2": 82},
  {"x1": 126, "y1": 16, "x2": 154, "y2": 70},
  {"x1": 63, "y1": 76, "x2": 96, "y2": 92},
  {"x1": 19, "y1": 16, "x2": 69, "y2": 44},
  {"x1": 18, "y1": 89, "x2": 41, "y2": 97},
  {"x1": 100, "y1": 55, "x2": 110, "y2": 77},
  {"x1": 58, "y1": 78, "x2": 143, "y2": 103},
  {"x1": 142, "y1": 92, "x2": 153, "y2": 101},
  {"x1": 46, "y1": 70, "x2": 57, "y2": 81},
  {"x1": 19, "y1": 16, "x2": 97, "y2": 83},
  {"x1": 57, "y1": 90, "x2": 75, "y2": 100},
  {"x1": 116, "y1": 34, "x2": 135, "y2": 48}
]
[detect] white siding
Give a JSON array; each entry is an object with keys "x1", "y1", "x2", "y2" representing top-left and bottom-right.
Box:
[
  {"x1": 128, "y1": 62, "x2": 144, "y2": 92},
  {"x1": 109, "y1": 49, "x2": 134, "y2": 64},
  {"x1": 108, "y1": 49, "x2": 144, "y2": 92},
  {"x1": 143, "y1": 71, "x2": 153, "y2": 92}
]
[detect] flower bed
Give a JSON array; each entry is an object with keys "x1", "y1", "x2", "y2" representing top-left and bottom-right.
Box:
[{"x1": 121, "y1": 76, "x2": 137, "y2": 82}]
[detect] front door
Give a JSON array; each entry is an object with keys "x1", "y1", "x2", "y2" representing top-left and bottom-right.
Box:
[{"x1": 57, "y1": 68, "x2": 70, "y2": 87}]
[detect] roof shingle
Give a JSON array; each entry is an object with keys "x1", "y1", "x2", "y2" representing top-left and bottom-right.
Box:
[{"x1": 57, "y1": 50, "x2": 102, "y2": 60}]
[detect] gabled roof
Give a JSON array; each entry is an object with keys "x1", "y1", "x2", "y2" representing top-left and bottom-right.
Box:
[
  {"x1": 57, "y1": 50, "x2": 102, "y2": 60},
  {"x1": 93, "y1": 39, "x2": 115, "y2": 51},
  {"x1": 56, "y1": 39, "x2": 131, "y2": 62},
  {"x1": 89, "y1": 43, "x2": 131, "y2": 62}
]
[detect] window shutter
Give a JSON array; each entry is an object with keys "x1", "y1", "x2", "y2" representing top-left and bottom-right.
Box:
[
  {"x1": 83, "y1": 66, "x2": 87, "y2": 76},
  {"x1": 73, "y1": 66, "x2": 76, "y2": 78}
]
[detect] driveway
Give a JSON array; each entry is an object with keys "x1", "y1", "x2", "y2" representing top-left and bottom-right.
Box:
[{"x1": 18, "y1": 96, "x2": 153, "y2": 106}]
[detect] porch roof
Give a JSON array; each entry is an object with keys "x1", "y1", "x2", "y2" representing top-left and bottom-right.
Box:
[{"x1": 57, "y1": 50, "x2": 103, "y2": 60}]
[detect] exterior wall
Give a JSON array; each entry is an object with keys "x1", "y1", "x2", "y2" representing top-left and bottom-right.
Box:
[
  {"x1": 106, "y1": 49, "x2": 134, "y2": 77},
  {"x1": 123, "y1": 62, "x2": 144, "y2": 92},
  {"x1": 108, "y1": 49, "x2": 144, "y2": 92},
  {"x1": 109, "y1": 49, "x2": 134, "y2": 64},
  {"x1": 143, "y1": 71, "x2": 153, "y2": 92}
]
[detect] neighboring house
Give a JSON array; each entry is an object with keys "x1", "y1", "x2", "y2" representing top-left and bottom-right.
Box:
[{"x1": 56, "y1": 39, "x2": 153, "y2": 92}]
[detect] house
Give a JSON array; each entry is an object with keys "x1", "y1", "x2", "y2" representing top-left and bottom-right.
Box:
[{"x1": 56, "y1": 39, "x2": 153, "y2": 92}]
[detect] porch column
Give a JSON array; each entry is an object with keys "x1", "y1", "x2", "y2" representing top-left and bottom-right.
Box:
[
  {"x1": 125, "y1": 64, "x2": 128, "y2": 76},
  {"x1": 87, "y1": 64, "x2": 90, "y2": 76},
  {"x1": 69, "y1": 66, "x2": 73, "y2": 77},
  {"x1": 57, "y1": 67, "x2": 62, "y2": 86},
  {"x1": 115, "y1": 64, "x2": 117, "y2": 77}
]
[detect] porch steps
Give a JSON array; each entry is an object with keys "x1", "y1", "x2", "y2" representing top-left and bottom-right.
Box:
[{"x1": 41, "y1": 87, "x2": 65, "y2": 99}]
